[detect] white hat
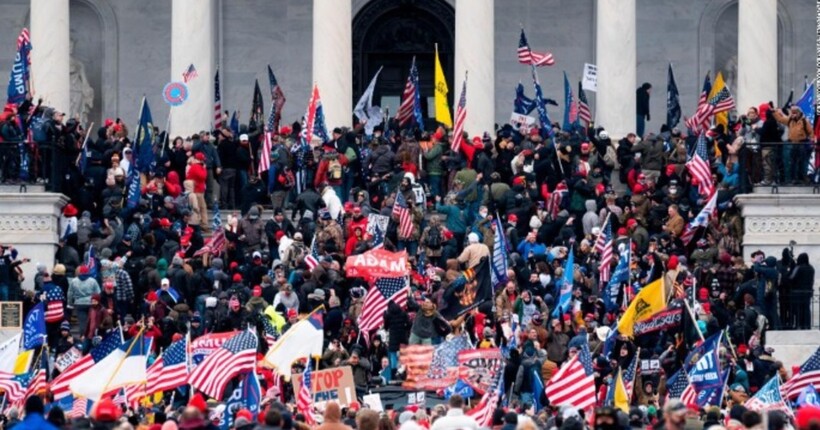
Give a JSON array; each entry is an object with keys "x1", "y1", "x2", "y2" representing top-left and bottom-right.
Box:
[
  {"x1": 239, "y1": 133, "x2": 249, "y2": 141},
  {"x1": 596, "y1": 326, "x2": 611, "y2": 342},
  {"x1": 529, "y1": 215, "x2": 542, "y2": 230},
  {"x1": 467, "y1": 232, "x2": 479, "y2": 243},
  {"x1": 161, "y1": 278, "x2": 170, "y2": 286}
]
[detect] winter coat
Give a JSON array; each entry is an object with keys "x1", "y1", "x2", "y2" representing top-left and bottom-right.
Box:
[
  {"x1": 384, "y1": 301, "x2": 411, "y2": 351},
  {"x1": 67, "y1": 275, "x2": 101, "y2": 307}
]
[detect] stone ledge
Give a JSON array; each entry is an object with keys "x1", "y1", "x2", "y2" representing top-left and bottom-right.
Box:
[{"x1": 766, "y1": 330, "x2": 820, "y2": 369}]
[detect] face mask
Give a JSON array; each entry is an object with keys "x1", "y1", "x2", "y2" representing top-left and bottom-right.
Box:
[{"x1": 479, "y1": 211, "x2": 488, "y2": 218}]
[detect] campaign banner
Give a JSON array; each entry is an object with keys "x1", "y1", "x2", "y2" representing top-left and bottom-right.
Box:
[
  {"x1": 55, "y1": 347, "x2": 82, "y2": 372},
  {"x1": 458, "y1": 348, "x2": 504, "y2": 395},
  {"x1": 292, "y1": 366, "x2": 356, "y2": 407},
  {"x1": 191, "y1": 331, "x2": 239, "y2": 365},
  {"x1": 632, "y1": 307, "x2": 683, "y2": 336},
  {"x1": 510, "y1": 112, "x2": 536, "y2": 132},
  {"x1": 345, "y1": 249, "x2": 408, "y2": 280}
]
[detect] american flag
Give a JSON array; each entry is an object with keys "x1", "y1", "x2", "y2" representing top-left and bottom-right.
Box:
[
  {"x1": 577, "y1": 82, "x2": 592, "y2": 126},
  {"x1": 112, "y1": 387, "x2": 128, "y2": 407},
  {"x1": 595, "y1": 216, "x2": 613, "y2": 284},
  {"x1": 214, "y1": 69, "x2": 223, "y2": 129},
  {"x1": 268, "y1": 65, "x2": 286, "y2": 132},
  {"x1": 261, "y1": 315, "x2": 278, "y2": 347},
  {"x1": 193, "y1": 228, "x2": 226, "y2": 257},
  {"x1": 17, "y1": 28, "x2": 30, "y2": 49},
  {"x1": 400, "y1": 335, "x2": 471, "y2": 390},
  {"x1": 51, "y1": 329, "x2": 122, "y2": 400},
  {"x1": 546, "y1": 181, "x2": 568, "y2": 219},
  {"x1": 182, "y1": 63, "x2": 198, "y2": 83},
  {"x1": 358, "y1": 277, "x2": 409, "y2": 338},
  {"x1": 665, "y1": 369, "x2": 691, "y2": 402},
  {"x1": 45, "y1": 286, "x2": 65, "y2": 323},
  {"x1": 297, "y1": 359, "x2": 316, "y2": 425},
  {"x1": 622, "y1": 353, "x2": 639, "y2": 397},
  {"x1": 467, "y1": 374, "x2": 504, "y2": 427},
  {"x1": 517, "y1": 28, "x2": 555, "y2": 67},
  {"x1": 304, "y1": 235, "x2": 319, "y2": 270},
  {"x1": 782, "y1": 347, "x2": 820, "y2": 399},
  {"x1": 451, "y1": 75, "x2": 468, "y2": 153},
  {"x1": 396, "y1": 58, "x2": 422, "y2": 127},
  {"x1": 146, "y1": 336, "x2": 188, "y2": 394},
  {"x1": 544, "y1": 343, "x2": 596, "y2": 410},
  {"x1": 687, "y1": 132, "x2": 714, "y2": 196},
  {"x1": 189, "y1": 330, "x2": 257, "y2": 400},
  {"x1": 680, "y1": 190, "x2": 718, "y2": 245},
  {"x1": 747, "y1": 376, "x2": 793, "y2": 417},
  {"x1": 689, "y1": 83, "x2": 735, "y2": 133},
  {"x1": 69, "y1": 397, "x2": 90, "y2": 418},
  {"x1": 0, "y1": 372, "x2": 26, "y2": 402},
  {"x1": 685, "y1": 73, "x2": 712, "y2": 132},
  {"x1": 391, "y1": 191, "x2": 414, "y2": 239}
]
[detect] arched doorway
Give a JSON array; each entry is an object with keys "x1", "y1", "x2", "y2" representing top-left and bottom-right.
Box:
[{"x1": 352, "y1": 0, "x2": 455, "y2": 129}]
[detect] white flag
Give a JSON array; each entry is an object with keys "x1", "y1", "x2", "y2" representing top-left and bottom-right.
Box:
[{"x1": 354, "y1": 66, "x2": 383, "y2": 122}]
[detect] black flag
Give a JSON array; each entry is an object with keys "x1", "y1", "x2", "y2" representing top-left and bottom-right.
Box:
[{"x1": 666, "y1": 64, "x2": 681, "y2": 129}]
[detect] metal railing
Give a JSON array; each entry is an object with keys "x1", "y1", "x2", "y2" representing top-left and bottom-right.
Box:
[
  {"x1": 0, "y1": 140, "x2": 57, "y2": 191},
  {"x1": 740, "y1": 141, "x2": 820, "y2": 193},
  {"x1": 778, "y1": 291, "x2": 817, "y2": 330}
]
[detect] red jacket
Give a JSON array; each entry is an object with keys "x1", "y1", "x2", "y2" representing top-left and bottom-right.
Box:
[
  {"x1": 186, "y1": 163, "x2": 207, "y2": 193},
  {"x1": 314, "y1": 153, "x2": 348, "y2": 188}
]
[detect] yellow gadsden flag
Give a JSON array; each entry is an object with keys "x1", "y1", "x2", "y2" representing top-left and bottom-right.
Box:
[
  {"x1": 710, "y1": 72, "x2": 730, "y2": 131},
  {"x1": 617, "y1": 278, "x2": 666, "y2": 337},
  {"x1": 613, "y1": 368, "x2": 630, "y2": 412},
  {"x1": 434, "y1": 45, "x2": 452, "y2": 127}
]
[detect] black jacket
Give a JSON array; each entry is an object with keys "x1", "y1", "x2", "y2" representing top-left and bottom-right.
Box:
[{"x1": 383, "y1": 301, "x2": 411, "y2": 352}]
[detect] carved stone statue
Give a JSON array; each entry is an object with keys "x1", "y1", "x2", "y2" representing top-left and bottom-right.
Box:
[
  {"x1": 723, "y1": 54, "x2": 738, "y2": 96},
  {"x1": 69, "y1": 38, "x2": 94, "y2": 124}
]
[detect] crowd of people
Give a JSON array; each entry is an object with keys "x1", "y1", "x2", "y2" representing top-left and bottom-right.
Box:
[{"x1": 0, "y1": 82, "x2": 819, "y2": 430}]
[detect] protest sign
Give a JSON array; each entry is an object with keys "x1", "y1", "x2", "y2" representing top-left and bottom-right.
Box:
[{"x1": 292, "y1": 366, "x2": 356, "y2": 407}]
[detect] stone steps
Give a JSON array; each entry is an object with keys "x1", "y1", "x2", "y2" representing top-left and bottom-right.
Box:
[{"x1": 752, "y1": 184, "x2": 820, "y2": 194}]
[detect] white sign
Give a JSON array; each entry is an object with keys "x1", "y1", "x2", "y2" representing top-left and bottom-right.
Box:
[
  {"x1": 408, "y1": 391, "x2": 426, "y2": 405},
  {"x1": 362, "y1": 393, "x2": 384, "y2": 412},
  {"x1": 55, "y1": 347, "x2": 82, "y2": 372},
  {"x1": 509, "y1": 112, "x2": 536, "y2": 132},
  {"x1": 367, "y1": 214, "x2": 389, "y2": 237},
  {"x1": 582, "y1": 63, "x2": 598, "y2": 92}
]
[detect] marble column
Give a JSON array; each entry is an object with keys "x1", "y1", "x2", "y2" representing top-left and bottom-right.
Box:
[
  {"x1": 737, "y1": 0, "x2": 777, "y2": 111},
  {"x1": 30, "y1": 0, "x2": 70, "y2": 115},
  {"x1": 171, "y1": 0, "x2": 216, "y2": 137},
  {"x1": 455, "y1": 0, "x2": 494, "y2": 136},
  {"x1": 313, "y1": 0, "x2": 352, "y2": 128},
  {"x1": 595, "y1": 0, "x2": 636, "y2": 140}
]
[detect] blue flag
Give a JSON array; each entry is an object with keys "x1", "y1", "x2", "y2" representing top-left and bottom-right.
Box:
[
  {"x1": 686, "y1": 332, "x2": 723, "y2": 392},
  {"x1": 562, "y1": 71, "x2": 577, "y2": 131},
  {"x1": 135, "y1": 98, "x2": 155, "y2": 173},
  {"x1": 796, "y1": 80, "x2": 815, "y2": 126},
  {"x1": 604, "y1": 245, "x2": 630, "y2": 311},
  {"x1": 85, "y1": 245, "x2": 98, "y2": 278},
  {"x1": 444, "y1": 379, "x2": 475, "y2": 400},
  {"x1": 514, "y1": 83, "x2": 537, "y2": 115},
  {"x1": 6, "y1": 29, "x2": 31, "y2": 105},
  {"x1": 798, "y1": 384, "x2": 820, "y2": 407},
  {"x1": 221, "y1": 372, "x2": 261, "y2": 429},
  {"x1": 531, "y1": 368, "x2": 545, "y2": 411},
  {"x1": 531, "y1": 67, "x2": 553, "y2": 136},
  {"x1": 229, "y1": 111, "x2": 240, "y2": 136},
  {"x1": 552, "y1": 247, "x2": 575, "y2": 317},
  {"x1": 667, "y1": 64, "x2": 681, "y2": 129},
  {"x1": 126, "y1": 167, "x2": 141, "y2": 210},
  {"x1": 490, "y1": 216, "x2": 509, "y2": 291},
  {"x1": 695, "y1": 370, "x2": 728, "y2": 408},
  {"x1": 22, "y1": 302, "x2": 46, "y2": 350}
]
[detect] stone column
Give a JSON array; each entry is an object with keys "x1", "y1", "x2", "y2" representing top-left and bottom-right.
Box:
[
  {"x1": 30, "y1": 0, "x2": 70, "y2": 114},
  {"x1": 737, "y1": 0, "x2": 777, "y2": 111},
  {"x1": 171, "y1": 0, "x2": 216, "y2": 137},
  {"x1": 455, "y1": 0, "x2": 494, "y2": 135},
  {"x1": 595, "y1": 0, "x2": 636, "y2": 139},
  {"x1": 313, "y1": 0, "x2": 352, "y2": 128}
]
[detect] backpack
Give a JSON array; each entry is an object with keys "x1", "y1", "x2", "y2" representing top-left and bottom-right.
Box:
[
  {"x1": 328, "y1": 158, "x2": 343, "y2": 181},
  {"x1": 426, "y1": 226, "x2": 442, "y2": 250}
]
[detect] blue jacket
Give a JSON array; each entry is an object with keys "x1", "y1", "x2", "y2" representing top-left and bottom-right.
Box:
[
  {"x1": 13, "y1": 413, "x2": 58, "y2": 430},
  {"x1": 517, "y1": 239, "x2": 548, "y2": 257},
  {"x1": 435, "y1": 203, "x2": 467, "y2": 234}
]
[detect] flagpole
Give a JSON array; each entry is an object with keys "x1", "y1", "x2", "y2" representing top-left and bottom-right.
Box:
[
  {"x1": 100, "y1": 325, "x2": 147, "y2": 398},
  {"x1": 162, "y1": 109, "x2": 172, "y2": 159},
  {"x1": 682, "y1": 299, "x2": 705, "y2": 342}
]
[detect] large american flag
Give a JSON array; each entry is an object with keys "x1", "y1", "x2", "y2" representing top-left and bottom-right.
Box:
[
  {"x1": 45, "y1": 286, "x2": 65, "y2": 323},
  {"x1": 391, "y1": 191, "x2": 414, "y2": 239},
  {"x1": 467, "y1": 374, "x2": 504, "y2": 427},
  {"x1": 189, "y1": 330, "x2": 257, "y2": 400},
  {"x1": 182, "y1": 63, "x2": 198, "y2": 83},
  {"x1": 451, "y1": 75, "x2": 467, "y2": 153},
  {"x1": 396, "y1": 59, "x2": 422, "y2": 127},
  {"x1": 782, "y1": 347, "x2": 820, "y2": 399},
  {"x1": 688, "y1": 83, "x2": 735, "y2": 133},
  {"x1": 595, "y1": 216, "x2": 613, "y2": 285},
  {"x1": 544, "y1": 343, "x2": 596, "y2": 410},
  {"x1": 686, "y1": 133, "x2": 714, "y2": 197},
  {"x1": 517, "y1": 28, "x2": 555, "y2": 67},
  {"x1": 685, "y1": 73, "x2": 711, "y2": 132},
  {"x1": 213, "y1": 69, "x2": 223, "y2": 129},
  {"x1": 577, "y1": 82, "x2": 592, "y2": 126},
  {"x1": 51, "y1": 329, "x2": 122, "y2": 400},
  {"x1": 358, "y1": 277, "x2": 409, "y2": 338},
  {"x1": 297, "y1": 359, "x2": 316, "y2": 425},
  {"x1": 146, "y1": 336, "x2": 188, "y2": 394}
]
